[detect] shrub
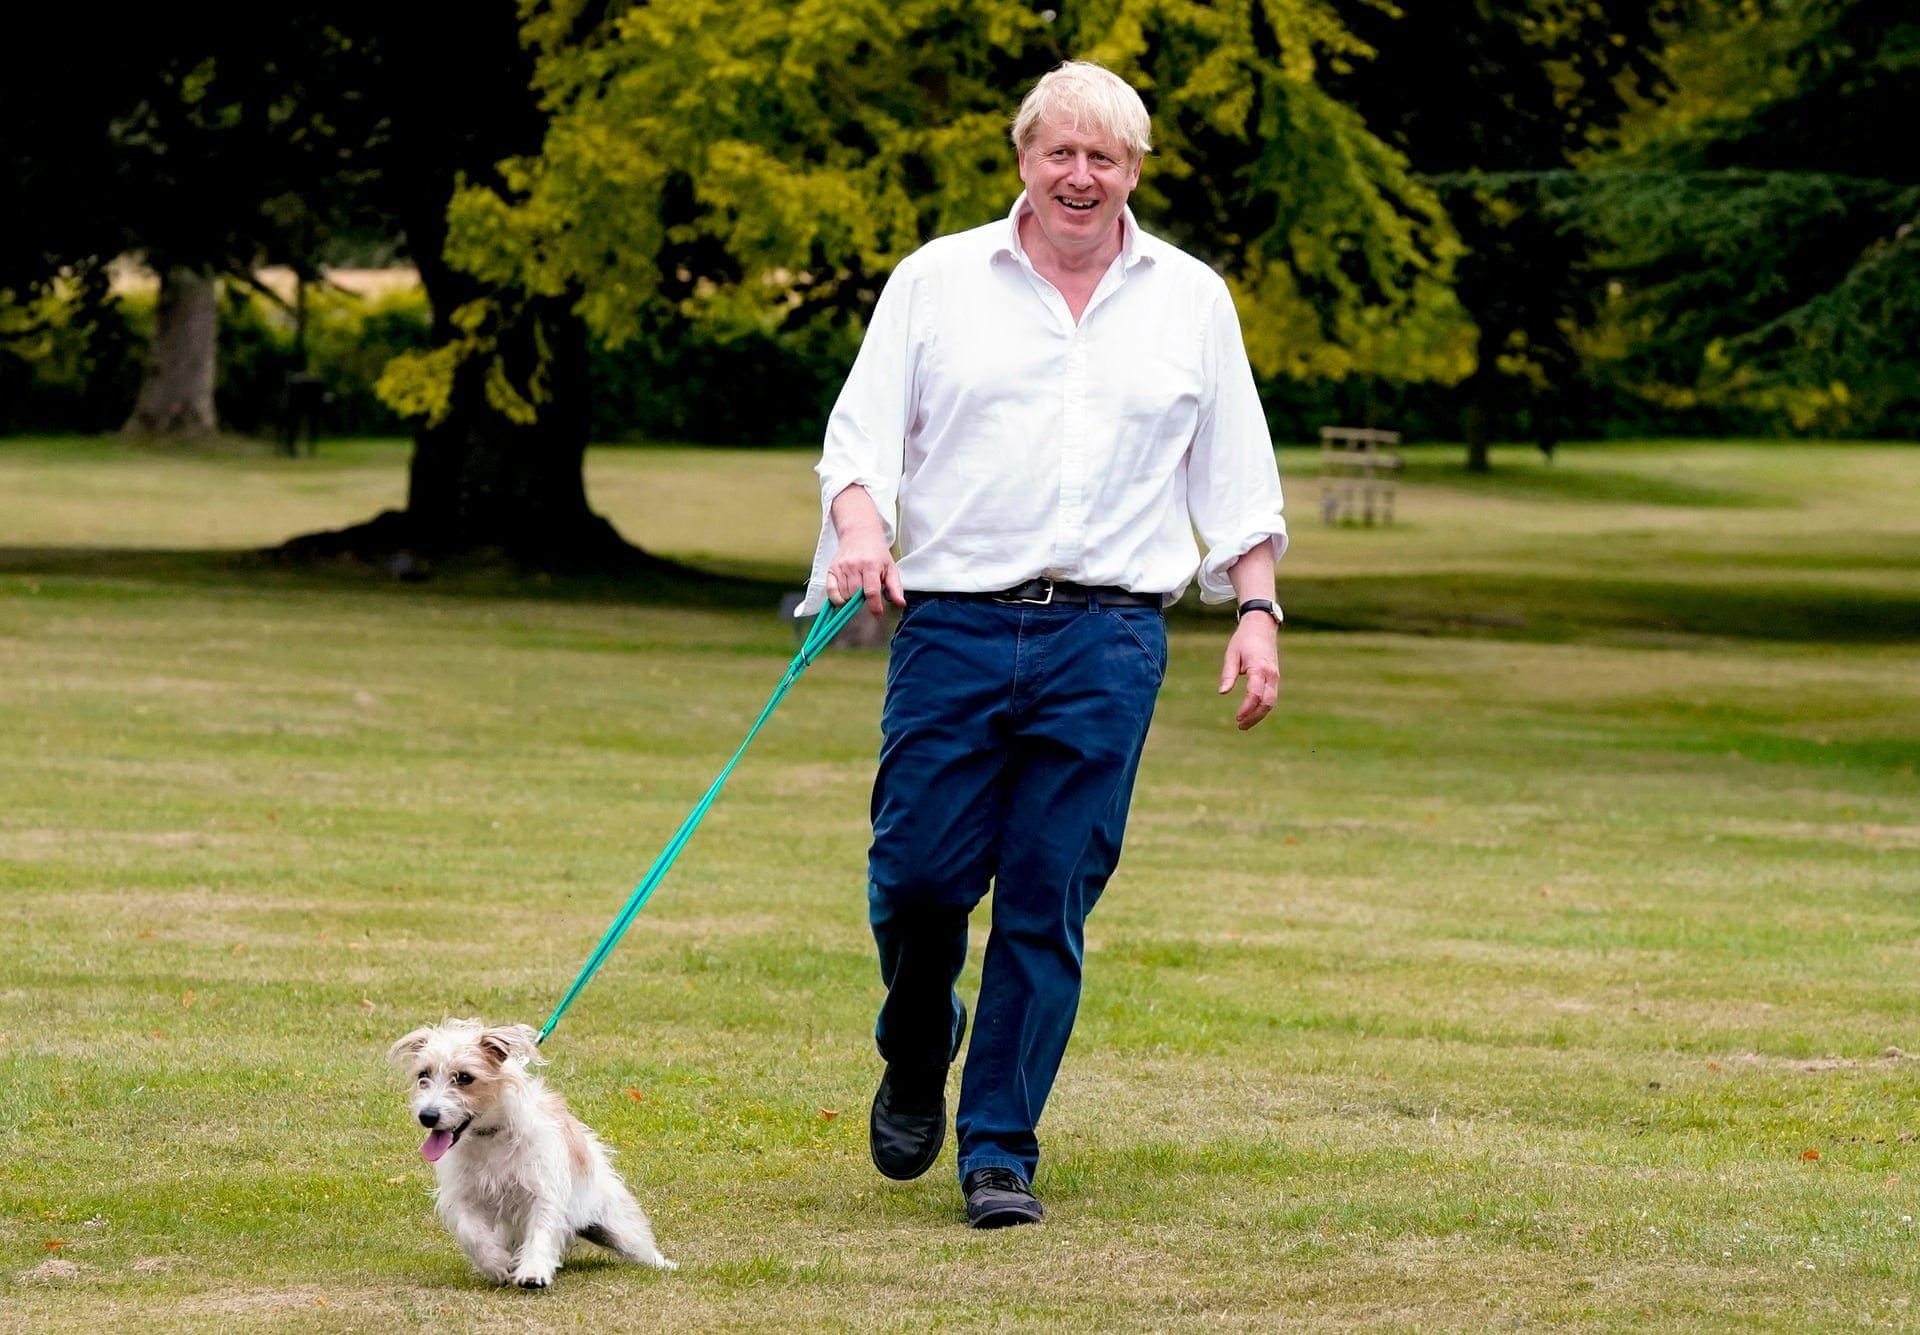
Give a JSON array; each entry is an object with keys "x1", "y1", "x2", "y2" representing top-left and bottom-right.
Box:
[
  {"x1": 588, "y1": 310, "x2": 859, "y2": 446},
  {"x1": 0, "y1": 277, "x2": 433, "y2": 438}
]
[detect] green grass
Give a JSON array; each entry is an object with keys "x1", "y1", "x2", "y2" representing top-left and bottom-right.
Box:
[{"x1": 1, "y1": 435, "x2": 1916, "y2": 1330}]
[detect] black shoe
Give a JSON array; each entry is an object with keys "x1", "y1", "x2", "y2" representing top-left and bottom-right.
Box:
[
  {"x1": 869, "y1": 1002, "x2": 967, "y2": 1181},
  {"x1": 963, "y1": 1167, "x2": 1044, "y2": 1228}
]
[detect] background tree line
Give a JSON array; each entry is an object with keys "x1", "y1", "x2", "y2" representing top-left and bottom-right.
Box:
[{"x1": 2, "y1": 0, "x2": 1912, "y2": 565}]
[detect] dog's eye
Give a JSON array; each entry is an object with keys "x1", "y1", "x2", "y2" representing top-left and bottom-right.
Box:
[
  {"x1": 454, "y1": 1071, "x2": 475, "y2": 1086},
  {"x1": 417, "y1": 1075, "x2": 430, "y2": 1087}
]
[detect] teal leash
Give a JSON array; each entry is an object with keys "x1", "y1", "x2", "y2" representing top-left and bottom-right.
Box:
[{"x1": 536, "y1": 591, "x2": 870, "y2": 1045}]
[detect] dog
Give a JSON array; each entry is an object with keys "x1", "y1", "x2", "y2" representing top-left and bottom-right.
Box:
[{"x1": 387, "y1": 1018, "x2": 675, "y2": 1287}]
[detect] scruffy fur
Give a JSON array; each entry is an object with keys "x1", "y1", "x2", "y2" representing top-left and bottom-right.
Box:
[{"x1": 388, "y1": 1018, "x2": 674, "y2": 1287}]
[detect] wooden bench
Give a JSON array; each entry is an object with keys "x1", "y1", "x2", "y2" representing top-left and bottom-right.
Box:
[{"x1": 1319, "y1": 427, "x2": 1403, "y2": 525}]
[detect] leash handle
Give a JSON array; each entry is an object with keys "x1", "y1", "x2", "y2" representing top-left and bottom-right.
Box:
[{"x1": 537, "y1": 591, "x2": 871, "y2": 1044}]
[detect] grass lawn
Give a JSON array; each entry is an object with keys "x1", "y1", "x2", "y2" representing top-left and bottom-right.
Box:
[{"x1": 0, "y1": 435, "x2": 1916, "y2": 1329}]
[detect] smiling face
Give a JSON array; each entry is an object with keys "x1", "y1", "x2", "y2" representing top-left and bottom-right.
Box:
[
  {"x1": 388, "y1": 1019, "x2": 539, "y2": 1163},
  {"x1": 1016, "y1": 117, "x2": 1141, "y2": 267}
]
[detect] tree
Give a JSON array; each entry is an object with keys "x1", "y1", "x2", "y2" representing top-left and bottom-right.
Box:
[
  {"x1": 15, "y1": 1, "x2": 1471, "y2": 568},
  {"x1": 378, "y1": 0, "x2": 1471, "y2": 480},
  {"x1": 1060, "y1": 0, "x2": 1474, "y2": 388},
  {"x1": 1583, "y1": 0, "x2": 1919, "y2": 433},
  {"x1": 4, "y1": 5, "x2": 624, "y2": 557},
  {"x1": 283, "y1": 1, "x2": 646, "y2": 567},
  {"x1": 3, "y1": 13, "x2": 390, "y2": 438},
  {"x1": 1322, "y1": 0, "x2": 1672, "y2": 469}
]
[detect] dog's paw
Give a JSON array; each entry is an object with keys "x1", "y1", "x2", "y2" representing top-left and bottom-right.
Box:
[{"x1": 510, "y1": 1270, "x2": 553, "y2": 1290}]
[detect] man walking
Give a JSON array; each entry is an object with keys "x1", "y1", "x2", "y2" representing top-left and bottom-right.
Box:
[{"x1": 798, "y1": 61, "x2": 1285, "y2": 1228}]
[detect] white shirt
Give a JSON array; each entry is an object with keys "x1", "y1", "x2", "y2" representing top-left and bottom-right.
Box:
[{"x1": 799, "y1": 193, "x2": 1287, "y2": 616}]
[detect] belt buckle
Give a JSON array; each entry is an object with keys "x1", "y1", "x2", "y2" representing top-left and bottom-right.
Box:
[{"x1": 993, "y1": 577, "x2": 1055, "y2": 606}]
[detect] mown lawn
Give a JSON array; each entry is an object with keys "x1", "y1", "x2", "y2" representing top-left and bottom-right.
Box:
[{"x1": 0, "y1": 436, "x2": 1916, "y2": 1330}]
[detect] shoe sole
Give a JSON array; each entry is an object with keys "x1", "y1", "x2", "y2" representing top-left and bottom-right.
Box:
[{"x1": 967, "y1": 1203, "x2": 1044, "y2": 1229}]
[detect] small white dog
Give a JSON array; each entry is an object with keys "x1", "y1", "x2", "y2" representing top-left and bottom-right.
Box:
[{"x1": 387, "y1": 1018, "x2": 674, "y2": 1287}]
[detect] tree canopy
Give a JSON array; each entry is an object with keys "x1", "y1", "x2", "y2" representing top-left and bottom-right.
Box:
[
  {"x1": 1584, "y1": 0, "x2": 1919, "y2": 430},
  {"x1": 7, "y1": 0, "x2": 1910, "y2": 549},
  {"x1": 377, "y1": 0, "x2": 1474, "y2": 429},
  {"x1": 1323, "y1": 0, "x2": 1673, "y2": 465},
  {"x1": 2, "y1": 10, "x2": 393, "y2": 433}
]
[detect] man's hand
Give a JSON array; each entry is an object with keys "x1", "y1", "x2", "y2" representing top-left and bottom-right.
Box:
[
  {"x1": 826, "y1": 484, "x2": 906, "y2": 617},
  {"x1": 1218, "y1": 612, "x2": 1280, "y2": 730}
]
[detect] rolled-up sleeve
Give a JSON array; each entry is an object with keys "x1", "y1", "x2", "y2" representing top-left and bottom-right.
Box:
[
  {"x1": 799, "y1": 259, "x2": 922, "y2": 616},
  {"x1": 1185, "y1": 281, "x2": 1288, "y2": 609}
]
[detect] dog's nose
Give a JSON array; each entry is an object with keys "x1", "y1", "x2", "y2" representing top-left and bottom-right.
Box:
[{"x1": 418, "y1": 1108, "x2": 440, "y2": 1128}]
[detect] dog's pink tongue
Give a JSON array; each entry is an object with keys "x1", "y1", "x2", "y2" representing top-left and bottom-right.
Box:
[{"x1": 421, "y1": 1129, "x2": 455, "y2": 1163}]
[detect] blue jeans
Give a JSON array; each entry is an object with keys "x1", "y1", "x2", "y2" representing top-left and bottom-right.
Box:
[{"x1": 867, "y1": 594, "x2": 1167, "y2": 1184}]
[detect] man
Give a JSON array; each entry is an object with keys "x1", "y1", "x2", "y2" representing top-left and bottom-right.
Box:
[{"x1": 797, "y1": 61, "x2": 1285, "y2": 1228}]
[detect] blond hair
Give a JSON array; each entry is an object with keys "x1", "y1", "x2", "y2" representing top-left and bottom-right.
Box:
[{"x1": 1010, "y1": 61, "x2": 1152, "y2": 165}]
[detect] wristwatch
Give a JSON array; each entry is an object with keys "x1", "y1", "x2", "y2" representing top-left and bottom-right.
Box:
[{"x1": 1235, "y1": 598, "x2": 1280, "y2": 627}]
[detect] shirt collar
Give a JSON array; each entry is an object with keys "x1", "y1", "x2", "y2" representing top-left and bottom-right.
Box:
[{"x1": 997, "y1": 191, "x2": 1157, "y2": 272}]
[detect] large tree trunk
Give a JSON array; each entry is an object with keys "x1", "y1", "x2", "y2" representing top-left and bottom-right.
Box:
[
  {"x1": 276, "y1": 286, "x2": 640, "y2": 571},
  {"x1": 1463, "y1": 405, "x2": 1492, "y2": 473},
  {"x1": 401, "y1": 291, "x2": 629, "y2": 563},
  {"x1": 275, "y1": 2, "x2": 646, "y2": 573},
  {"x1": 355, "y1": 150, "x2": 637, "y2": 567},
  {"x1": 123, "y1": 264, "x2": 218, "y2": 437},
  {"x1": 1462, "y1": 345, "x2": 1498, "y2": 473}
]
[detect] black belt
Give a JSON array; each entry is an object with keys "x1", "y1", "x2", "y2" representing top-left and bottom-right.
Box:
[{"x1": 907, "y1": 578, "x2": 1163, "y2": 609}]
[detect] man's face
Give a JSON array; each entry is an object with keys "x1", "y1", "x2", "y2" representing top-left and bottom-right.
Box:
[{"x1": 1016, "y1": 117, "x2": 1141, "y2": 259}]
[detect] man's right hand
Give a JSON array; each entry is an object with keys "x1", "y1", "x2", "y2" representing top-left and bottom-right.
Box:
[{"x1": 827, "y1": 484, "x2": 906, "y2": 617}]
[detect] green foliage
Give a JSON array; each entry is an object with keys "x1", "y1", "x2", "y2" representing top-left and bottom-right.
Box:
[
  {"x1": 382, "y1": 0, "x2": 1472, "y2": 424},
  {"x1": 0, "y1": 282, "x2": 145, "y2": 434},
  {"x1": 587, "y1": 310, "x2": 859, "y2": 445},
  {"x1": 2, "y1": 273, "x2": 854, "y2": 447},
  {"x1": 1060, "y1": 0, "x2": 1473, "y2": 383},
  {"x1": 0, "y1": 280, "x2": 433, "y2": 438},
  {"x1": 219, "y1": 285, "x2": 438, "y2": 437},
  {"x1": 1320, "y1": 0, "x2": 1675, "y2": 455},
  {"x1": 1585, "y1": 0, "x2": 1920, "y2": 433},
  {"x1": 3, "y1": 12, "x2": 392, "y2": 299},
  {"x1": 1583, "y1": 167, "x2": 1919, "y2": 429},
  {"x1": 301, "y1": 290, "x2": 441, "y2": 431}
]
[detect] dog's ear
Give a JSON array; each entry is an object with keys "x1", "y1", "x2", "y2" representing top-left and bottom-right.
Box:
[
  {"x1": 477, "y1": 1024, "x2": 541, "y2": 1067},
  {"x1": 387, "y1": 1026, "x2": 435, "y2": 1068}
]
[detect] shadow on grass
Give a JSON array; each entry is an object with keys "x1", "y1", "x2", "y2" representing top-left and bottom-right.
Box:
[
  {"x1": 1273, "y1": 572, "x2": 1920, "y2": 644},
  {"x1": 1394, "y1": 457, "x2": 1778, "y2": 509},
  {"x1": 3, "y1": 546, "x2": 1915, "y2": 646},
  {"x1": 0, "y1": 545, "x2": 794, "y2": 612}
]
